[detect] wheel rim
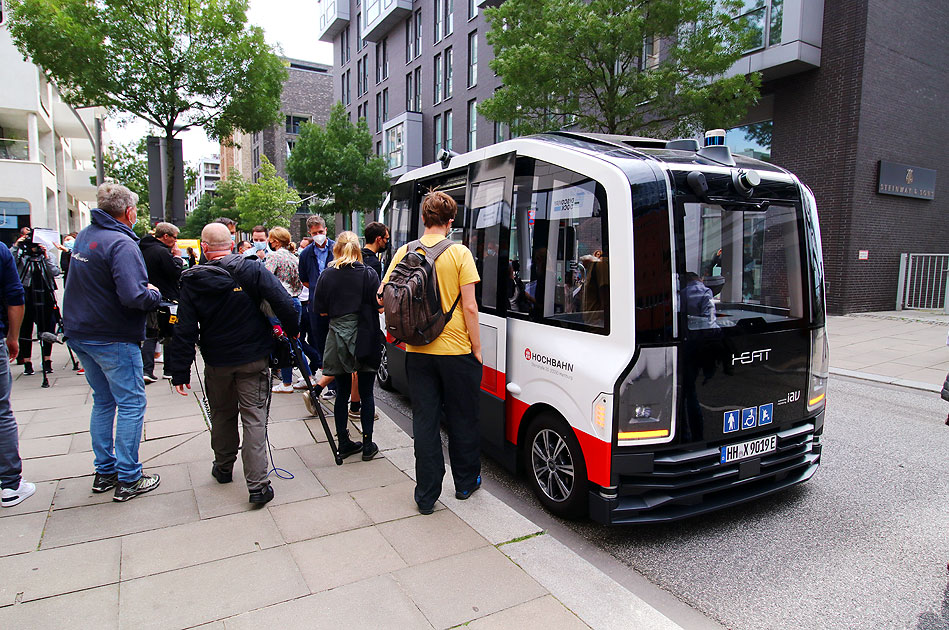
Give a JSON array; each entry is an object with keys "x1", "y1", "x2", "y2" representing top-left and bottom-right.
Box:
[
  {"x1": 377, "y1": 345, "x2": 389, "y2": 382},
  {"x1": 531, "y1": 428, "x2": 575, "y2": 503}
]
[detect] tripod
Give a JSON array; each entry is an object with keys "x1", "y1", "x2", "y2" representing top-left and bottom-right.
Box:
[{"x1": 18, "y1": 250, "x2": 75, "y2": 388}]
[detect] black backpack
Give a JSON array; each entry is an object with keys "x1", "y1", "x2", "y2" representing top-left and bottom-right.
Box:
[{"x1": 382, "y1": 238, "x2": 460, "y2": 346}]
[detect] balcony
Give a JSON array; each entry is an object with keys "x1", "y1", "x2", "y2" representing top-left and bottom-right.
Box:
[
  {"x1": 65, "y1": 166, "x2": 97, "y2": 203},
  {"x1": 383, "y1": 111, "x2": 422, "y2": 178},
  {"x1": 317, "y1": 0, "x2": 351, "y2": 43},
  {"x1": 0, "y1": 138, "x2": 29, "y2": 161},
  {"x1": 363, "y1": 0, "x2": 413, "y2": 44},
  {"x1": 727, "y1": 0, "x2": 824, "y2": 82}
]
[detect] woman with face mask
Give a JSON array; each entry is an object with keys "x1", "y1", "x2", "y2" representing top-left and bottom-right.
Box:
[{"x1": 264, "y1": 227, "x2": 313, "y2": 393}]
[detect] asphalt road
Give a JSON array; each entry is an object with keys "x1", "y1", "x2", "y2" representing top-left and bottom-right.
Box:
[{"x1": 376, "y1": 376, "x2": 949, "y2": 630}]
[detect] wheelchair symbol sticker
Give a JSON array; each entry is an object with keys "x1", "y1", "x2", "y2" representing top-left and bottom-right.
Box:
[{"x1": 741, "y1": 407, "x2": 757, "y2": 430}]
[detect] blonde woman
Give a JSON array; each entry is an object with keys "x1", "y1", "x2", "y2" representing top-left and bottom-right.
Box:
[{"x1": 313, "y1": 231, "x2": 383, "y2": 460}]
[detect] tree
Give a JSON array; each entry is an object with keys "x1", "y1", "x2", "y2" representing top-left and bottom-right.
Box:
[
  {"x1": 479, "y1": 0, "x2": 761, "y2": 138},
  {"x1": 286, "y1": 103, "x2": 390, "y2": 228},
  {"x1": 98, "y1": 139, "x2": 150, "y2": 218},
  {"x1": 235, "y1": 156, "x2": 300, "y2": 231},
  {"x1": 180, "y1": 192, "x2": 215, "y2": 238},
  {"x1": 209, "y1": 169, "x2": 248, "y2": 219},
  {"x1": 7, "y1": 0, "x2": 287, "y2": 222}
]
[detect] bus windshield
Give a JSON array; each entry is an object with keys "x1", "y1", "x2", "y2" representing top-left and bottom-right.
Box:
[{"x1": 680, "y1": 202, "x2": 807, "y2": 330}]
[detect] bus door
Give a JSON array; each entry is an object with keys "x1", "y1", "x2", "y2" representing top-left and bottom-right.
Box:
[{"x1": 463, "y1": 152, "x2": 516, "y2": 456}]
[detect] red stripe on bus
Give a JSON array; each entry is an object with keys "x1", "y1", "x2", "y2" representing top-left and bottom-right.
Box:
[
  {"x1": 572, "y1": 429, "x2": 611, "y2": 487},
  {"x1": 480, "y1": 365, "x2": 504, "y2": 398},
  {"x1": 505, "y1": 396, "x2": 529, "y2": 444}
]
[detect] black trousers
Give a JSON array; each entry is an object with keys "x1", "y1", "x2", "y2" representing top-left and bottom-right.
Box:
[
  {"x1": 18, "y1": 302, "x2": 54, "y2": 362},
  {"x1": 334, "y1": 371, "x2": 376, "y2": 437},
  {"x1": 406, "y1": 352, "x2": 482, "y2": 509}
]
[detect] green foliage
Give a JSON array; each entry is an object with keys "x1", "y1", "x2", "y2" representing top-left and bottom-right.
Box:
[
  {"x1": 96, "y1": 139, "x2": 150, "y2": 218},
  {"x1": 132, "y1": 209, "x2": 153, "y2": 237},
  {"x1": 180, "y1": 193, "x2": 215, "y2": 238},
  {"x1": 7, "y1": 0, "x2": 287, "y2": 221},
  {"x1": 209, "y1": 169, "x2": 248, "y2": 219},
  {"x1": 480, "y1": 0, "x2": 761, "y2": 137},
  {"x1": 285, "y1": 103, "x2": 390, "y2": 222},
  {"x1": 235, "y1": 156, "x2": 300, "y2": 231}
]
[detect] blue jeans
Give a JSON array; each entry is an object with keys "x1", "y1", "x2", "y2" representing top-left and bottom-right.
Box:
[
  {"x1": 67, "y1": 339, "x2": 147, "y2": 483},
  {"x1": 0, "y1": 343, "x2": 23, "y2": 490}
]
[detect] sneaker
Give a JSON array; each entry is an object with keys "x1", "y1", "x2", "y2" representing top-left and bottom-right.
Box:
[
  {"x1": 92, "y1": 471, "x2": 119, "y2": 493},
  {"x1": 348, "y1": 402, "x2": 361, "y2": 420},
  {"x1": 350, "y1": 407, "x2": 380, "y2": 420},
  {"x1": 361, "y1": 442, "x2": 379, "y2": 461},
  {"x1": 337, "y1": 434, "x2": 363, "y2": 460},
  {"x1": 77, "y1": 367, "x2": 85, "y2": 375},
  {"x1": 292, "y1": 377, "x2": 309, "y2": 390},
  {"x1": 272, "y1": 382, "x2": 294, "y2": 393},
  {"x1": 43, "y1": 360, "x2": 53, "y2": 373},
  {"x1": 162, "y1": 373, "x2": 173, "y2": 380},
  {"x1": 211, "y1": 464, "x2": 232, "y2": 484},
  {"x1": 23, "y1": 363, "x2": 34, "y2": 376},
  {"x1": 320, "y1": 388, "x2": 336, "y2": 400},
  {"x1": 249, "y1": 484, "x2": 274, "y2": 505},
  {"x1": 455, "y1": 475, "x2": 482, "y2": 500},
  {"x1": 113, "y1": 472, "x2": 161, "y2": 502},
  {"x1": 1, "y1": 480, "x2": 36, "y2": 507},
  {"x1": 302, "y1": 390, "x2": 321, "y2": 416},
  {"x1": 143, "y1": 372, "x2": 158, "y2": 384}
]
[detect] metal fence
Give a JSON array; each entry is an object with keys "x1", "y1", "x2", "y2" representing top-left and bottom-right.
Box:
[{"x1": 895, "y1": 254, "x2": 949, "y2": 312}]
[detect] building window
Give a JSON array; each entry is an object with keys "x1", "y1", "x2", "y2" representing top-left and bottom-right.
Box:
[
  {"x1": 468, "y1": 0, "x2": 477, "y2": 20},
  {"x1": 286, "y1": 115, "x2": 309, "y2": 134},
  {"x1": 434, "y1": 0, "x2": 443, "y2": 42},
  {"x1": 382, "y1": 88, "x2": 389, "y2": 123},
  {"x1": 467, "y1": 31, "x2": 477, "y2": 87},
  {"x1": 356, "y1": 12, "x2": 364, "y2": 51},
  {"x1": 467, "y1": 100, "x2": 477, "y2": 150},
  {"x1": 342, "y1": 70, "x2": 351, "y2": 105},
  {"x1": 252, "y1": 147, "x2": 260, "y2": 169},
  {"x1": 413, "y1": 66, "x2": 422, "y2": 111},
  {"x1": 376, "y1": 37, "x2": 388, "y2": 83},
  {"x1": 357, "y1": 58, "x2": 364, "y2": 95},
  {"x1": 376, "y1": 92, "x2": 382, "y2": 133},
  {"x1": 414, "y1": 10, "x2": 422, "y2": 58},
  {"x1": 494, "y1": 120, "x2": 507, "y2": 144},
  {"x1": 406, "y1": 72, "x2": 414, "y2": 111},
  {"x1": 342, "y1": 26, "x2": 351, "y2": 64},
  {"x1": 769, "y1": 0, "x2": 784, "y2": 46},
  {"x1": 444, "y1": 0, "x2": 454, "y2": 36},
  {"x1": 434, "y1": 53, "x2": 442, "y2": 103},
  {"x1": 736, "y1": 1, "x2": 767, "y2": 51},
  {"x1": 444, "y1": 47, "x2": 453, "y2": 98},
  {"x1": 444, "y1": 109, "x2": 453, "y2": 152},
  {"x1": 386, "y1": 122, "x2": 404, "y2": 170},
  {"x1": 434, "y1": 114, "x2": 443, "y2": 155},
  {"x1": 406, "y1": 17, "x2": 412, "y2": 63}
]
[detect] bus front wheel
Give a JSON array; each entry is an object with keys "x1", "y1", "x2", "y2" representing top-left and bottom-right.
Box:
[{"x1": 525, "y1": 414, "x2": 588, "y2": 519}]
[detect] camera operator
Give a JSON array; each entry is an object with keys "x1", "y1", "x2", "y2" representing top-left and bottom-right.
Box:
[
  {"x1": 168, "y1": 222, "x2": 299, "y2": 506},
  {"x1": 12, "y1": 228, "x2": 61, "y2": 376},
  {"x1": 63, "y1": 182, "x2": 163, "y2": 502},
  {"x1": 139, "y1": 222, "x2": 182, "y2": 382}
]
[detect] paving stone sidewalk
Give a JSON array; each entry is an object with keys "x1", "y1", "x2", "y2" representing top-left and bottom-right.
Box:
[
  {"x1": 0, "y1": 350, "x2": 683, "y2": 630},
  {"x1": 828, "y1": 311, "x2": 949, "y2": 391}
]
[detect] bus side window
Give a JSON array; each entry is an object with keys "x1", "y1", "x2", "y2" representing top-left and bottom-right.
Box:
[
  {"x1": 508, "y1": 158, "x2": 609, "y2": 332},
  {"x1": 466, "y1": 178, "x2": 505, "y2": 309}
]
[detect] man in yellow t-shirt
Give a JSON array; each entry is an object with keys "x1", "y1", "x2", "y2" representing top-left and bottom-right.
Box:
[{"x1": 380, "y1": 191, "x2": 482, "y2": 514}]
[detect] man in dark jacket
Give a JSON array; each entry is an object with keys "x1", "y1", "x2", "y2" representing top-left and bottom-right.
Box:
[
  {"x1": 299, "y1": 214, "x2": 335, "y2": 396},
  {"x1": 168, "y1": 222, "x2": 299, "y2": 505},
  {"x1": 361, "y1": 221, "x2": 389, "y2": 279},
  {"x1": 139, "y1": 221, "x2": 182, "y2": 382},
  {"x1": 64, "y1": 182, "x2": 162, "y2": 503}
]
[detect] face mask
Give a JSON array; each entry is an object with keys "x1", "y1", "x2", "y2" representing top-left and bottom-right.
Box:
[
  {"x1": 314, "y1": 233, "x2": 327, "y2": 246},
  {"x1": 64, "y1": 239, "x2": 75, "y2": 250},
  {"x1": 252, "y1": 241, "x2": 268, "y2": 251}
]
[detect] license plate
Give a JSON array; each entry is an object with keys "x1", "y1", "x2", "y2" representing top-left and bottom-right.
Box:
[{"x1": 720, "y1": 434, "x2": 777, "y2": 464}]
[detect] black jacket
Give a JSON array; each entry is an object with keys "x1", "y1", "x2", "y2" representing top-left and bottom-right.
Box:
[
  {"x1": 139, "y1": 235, "x2": 182, "y2": 300},
  {"x1": 167, "y1": 254, "x2": 299, "y2": 385},
  {"x1": 361, "y1": 247, "x2": 382, "y2": 279}
]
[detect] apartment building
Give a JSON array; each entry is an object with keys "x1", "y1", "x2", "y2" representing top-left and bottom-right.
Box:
[
  {"x1": 318, "y1": 0, "x2": 947, "y2": 314},
  {"x1": 185, "y1": 154, "x2": 221, "y2": 214},
  {"x1": 0, "y1": 10, "x2": 106, "y2": 245}
]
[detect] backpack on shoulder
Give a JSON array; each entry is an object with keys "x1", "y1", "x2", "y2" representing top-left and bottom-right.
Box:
[{"x1": 382, "y1": 238, "x2": 460, "y2": 346}]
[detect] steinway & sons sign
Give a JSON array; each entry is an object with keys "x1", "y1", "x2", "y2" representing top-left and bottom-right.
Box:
[{"x1": 878, "y1": 161, "x2": 936, "y2": 200}]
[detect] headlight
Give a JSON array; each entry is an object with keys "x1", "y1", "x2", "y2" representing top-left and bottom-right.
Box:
[
  {"x1": 616, "y1": 347, "x2": 676, "y2": 443},
  {"x1": 807, "y1": 327, "x2": 829, "y2": 412}
]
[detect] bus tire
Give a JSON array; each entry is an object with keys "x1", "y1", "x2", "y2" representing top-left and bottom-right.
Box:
[
  {"x1": 377, "y1": 344, "x2": 395, "y2": 391},
  {"x1": 524, "y1": 414, "x2": 588, "y2": 519}
]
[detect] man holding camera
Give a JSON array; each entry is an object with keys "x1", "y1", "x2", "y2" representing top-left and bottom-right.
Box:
[
  {"x1": 168, "y1": 222, "x2": 299, "y2": 506},
  {"x1": 11, "y1": 227, "x2": 61, "y2": 376},
  {"x1": 64, "y1": 183, "x2": 163, "y2": 502}
]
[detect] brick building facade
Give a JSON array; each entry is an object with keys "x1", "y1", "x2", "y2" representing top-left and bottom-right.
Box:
[{"x1": 319, "y1": 0, "x2": 947, "y2": 314}]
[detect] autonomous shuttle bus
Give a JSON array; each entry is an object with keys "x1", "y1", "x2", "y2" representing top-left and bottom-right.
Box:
[{"x1": 378, "y1": 131, "x2": 828, "y2": 524}]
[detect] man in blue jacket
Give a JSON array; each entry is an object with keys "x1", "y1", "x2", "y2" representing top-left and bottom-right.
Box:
[
  {"x1": 298, "y1": 214, "x2": 334, "y2": 396},
  {"x1": 64, "y1": 182, "x2": 162, "y2": 503},
  {"x1": 0, "y1": 243, "x2": 33, "y2": 507}
]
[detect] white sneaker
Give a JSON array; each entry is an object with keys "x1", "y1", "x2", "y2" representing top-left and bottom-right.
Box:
[
  {"x1": 154, "y1": 353, "x2": 163, "y2": 364},
  {"x1": 1, "y1": 480, "x2": 36, "y2": 507},
  {"x1": 292, "y1": 377, "x2": 309, "y2": 390},
  {"x1": 272, "y1": 383, "x2": 294, "y2": 394},
  {"x1": 320, "y1": 388, "x2": 336, "y2": 400}
]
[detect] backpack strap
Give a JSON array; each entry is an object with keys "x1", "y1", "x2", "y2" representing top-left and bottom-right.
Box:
[{"x1": 416, "y1": 237, "x2": 461, "y2": 321}]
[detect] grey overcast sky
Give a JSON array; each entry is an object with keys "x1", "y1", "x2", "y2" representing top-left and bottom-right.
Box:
[{"x1": 109, "y1": 0, "x2": 335, "y2": 165}]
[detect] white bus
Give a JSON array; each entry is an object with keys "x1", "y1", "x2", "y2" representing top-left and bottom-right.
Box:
[{"x1": 377, "y1": 131, "x2": 828, "y2": 524}]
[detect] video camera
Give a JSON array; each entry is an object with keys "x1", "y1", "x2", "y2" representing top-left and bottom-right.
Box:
[{"x1": 17, "y1": 228, "x2": 46, "y2": 259}]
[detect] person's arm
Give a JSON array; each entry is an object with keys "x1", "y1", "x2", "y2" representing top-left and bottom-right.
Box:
[
  {"x1": 298, "y1": 247, "x2": 311, "y2": 288},
  {"x1": 111, "y1": 241, "x2": 161, "y2": 311},
  {"x1": 6, "y1": 305, "x2": 23, "y2": 361},
  {"x1": 460, "y1": 282, "x2": 481, "y2": 363},
  {"x1": 168, "y1": 286, "x2": 197, "y2": 393}
]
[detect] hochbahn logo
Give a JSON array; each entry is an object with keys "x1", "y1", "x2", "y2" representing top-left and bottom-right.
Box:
[{"x1": 524, "y1": 348, "x2": 574, "y2": 372}]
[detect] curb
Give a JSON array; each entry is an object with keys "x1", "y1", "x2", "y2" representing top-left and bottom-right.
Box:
[
  {"x1": 326, "y1": 399, "x2": 688, "y2": 630},
  {"x1": 829, "y1": 367, "x2": 942, "y2": 393}
]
